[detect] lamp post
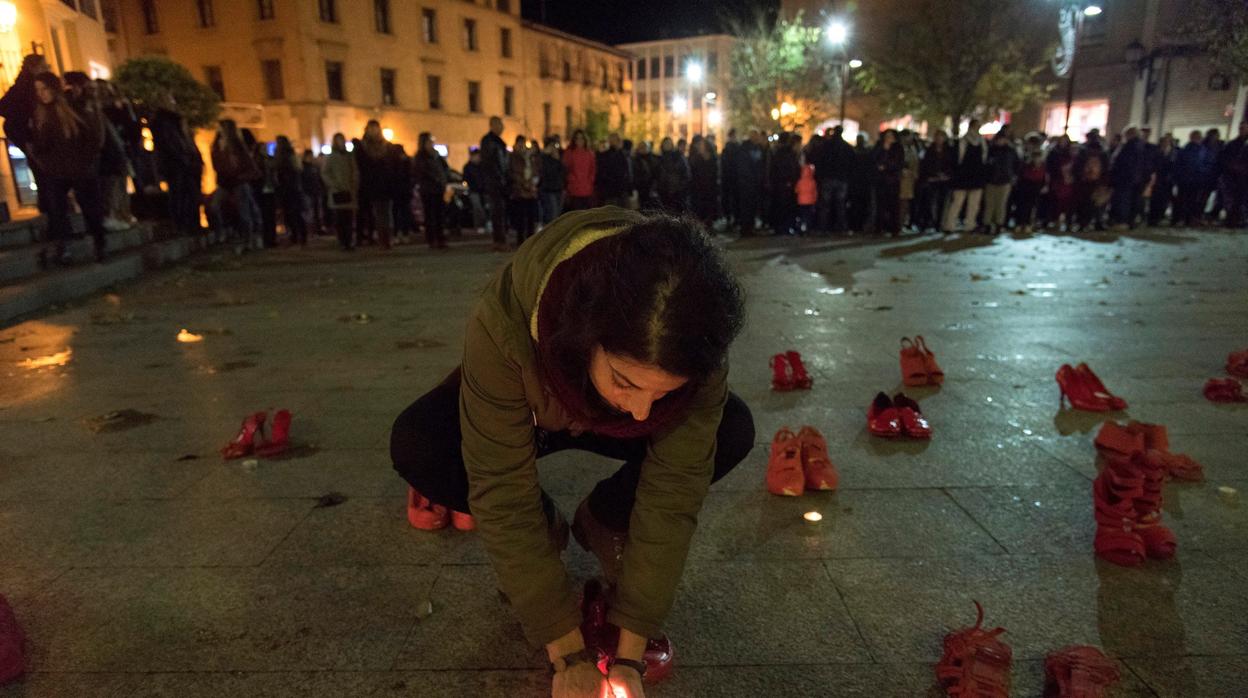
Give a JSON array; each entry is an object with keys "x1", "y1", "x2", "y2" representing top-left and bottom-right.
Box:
[
  {"x1": 1054, "y1": 3, "x2": 1103, "y2": 137},
  {"x1": 826, "y1": 19, "x2": 851, "y2": 127}
]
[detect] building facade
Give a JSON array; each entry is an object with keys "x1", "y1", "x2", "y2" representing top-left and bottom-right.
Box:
[
  {"x1": 108, "y1": 0, "x2": 631, "y2": 172},
  {"x1": 616, "y1": 34, "x2": 734, "y2": 143},
  {"x1": 0, "y1": 0, "x2": 113, "y2": 215}
]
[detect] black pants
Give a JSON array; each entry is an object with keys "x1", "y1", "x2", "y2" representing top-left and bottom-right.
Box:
[
  {"x1": 280, "y1": 191, "x2": 306, "y2": 245},
  {"x1": 486, "y1": 190, "x2": 508, "y2": 244},
  {"x1": 509, "y1": 197, "x2": 538, "y2": 245},
  {"x1": 390, "y1": 369, "x2": 756, "y2": 531},
  {"x1": 332, "y1": 208, "x2": 354, "y2": 249},
  {"x1": 44, "y1": 175, "x2": 106, "y2": 255},
  {"x1": 420, "y1": 189, "x2": 446, "y2": 247}
]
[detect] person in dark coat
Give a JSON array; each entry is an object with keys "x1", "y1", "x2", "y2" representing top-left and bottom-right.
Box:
[
  {"x1": 1109, "y1": 126, "x2": 1147, "y2": 228},
  {"x1": 848, "y1": 134, "x2": 876, "y2": 233},
  {"x1": 390, "y1": 142, "x2": 416, "y2": 244},
  {"x1": 64, "y1": 72, "x2": 131, "y2": 231},
  {"x1": 595, "y1": 133, "x2": 632, "y2": 209},
  {"x1": 356, "y1": 120, "x2": 395, "y2": 249},
  {"x1": 689, "y1": 137, "x2": 719, "y2": 226},
  {"x1": 301, "y1": 149, "x2": 325, "y2": 236},
  {"x1": 479, "y1": 115, "x2": 511, "y2": 251},
  {"x1": 632, "y1": 140, "x2": 658, "y2": 211},
  {"x1": 770, "y1": 133, "x2": 802, "y2": 235},
  {"x1": 151, "y1": 94, "x2": 204, "y2": 237},
  {"x1": 274, "y1": 135, "x2": 306, "y2": 246},
  {"x1": 538, "y1": 136, "x2": 565, "y2": 225},
  {"x1": 655, "y1": 137, "x2": 690, "y2": 214},
  {"x1": 719, "y1": 129, "x2": 740, "y2": 229},
  {"x1": 0, "y1": 54, "x2": 50, "y2": 211},
  {"x1": 736, "y1": 130, "x2": 767, "y2": 235},
  {"x1": 1218, "y1": 122, "x2": 1248, "y2": 228},
  {"x1": 414, "y1": 131, "x2": 450, "y2": 249},
  {"x1": 27, "y1": 72, "x2": 107, "y2": 263},
  {"x1": 812, "y1": 126, "x2": 854, "y2": 234},
  {"x1": 917, "y1": 130, "x2": 954, "y2": 232},
  {"x1": 1074, "y1": 130, "x2": 1110, "y2": 230},
  {"x1": 1147, "y1": 134, "x2": 1177, "y2": 226},
  {"x1": 873, "y1": 129, "x2": 905, "y2": 236},
  {"x1": 210, "y1": 119, "x2": 262, "y2": 246}
]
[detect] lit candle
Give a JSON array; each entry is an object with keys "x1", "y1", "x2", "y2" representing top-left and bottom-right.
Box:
[{"x1": 803, "y1": 511, "x2": 823, "y2": 523}]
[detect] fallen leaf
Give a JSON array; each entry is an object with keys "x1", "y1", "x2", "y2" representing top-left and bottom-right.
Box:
[
  {"x1": 84, "y1": 409, "x2": 159, "y2": 433},
  {"x1": 415, "y1": 599, "x2": 434, "y2": 619},
  {"x1": 315, "y1": 492, "x2": 348, "y2": 508},
  {"x1": 970, "y1": 273, "x2": 990, "y2": 281}
]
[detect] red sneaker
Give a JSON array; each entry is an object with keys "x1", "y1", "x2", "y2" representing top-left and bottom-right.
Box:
[
  {"x1": 797, "y1": 426, "x2": 839, "y2": 491},
  {"x1": 580, "y1": 580, "x2": 674, "y2": 684},
  {"x1": 935, "y1": 601, "x2": 1012, "y2": 698},
  {"x1": 766, "y1": 427, "x2": 806, "y2": 496},
  {"x1": 867, "y1": 392, "x2": 903, "y2": 438},
  {"x1": 0, "y1": 594, "x2": 25, "y2": 685},
  {"x1": 1044, "y1": 645, "x2": 1120, "y2": 697},
  {"x1": 406, "y1": 487, "x2": 449, "y2": 530},
  {"x1": 891, "y1": 393, "x2": 932, "y2": 439}
]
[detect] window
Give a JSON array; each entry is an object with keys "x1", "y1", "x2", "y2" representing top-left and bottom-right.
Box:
[
  {"x1": 258, "y1": 0, "x2": 275, "y2": 20},
  {"x1": 318, "y1": 0, "x2": 337, "y2": 23},
  {"x1": 503, "y1": 85, "x2": 514, "y2": 116},
  {"x1": 543, "y1": 102, "x2": 551, "y2": 135},
  {"x1": 676, "y1": 54, "x2": 686, "y2": 77},
  {"x1": 615, "y1": 64, "x2": 624, "y2": 92},
  {"x1": 649, "y1": 91, "x2": 659, "y2": 111},
  {"x1": 196, "y1": 0, "x2": 215, "y2": 27},
  {"x1": 261, "y1": 59, "x2": 284, "y2": 100},
  {"x1": 422, "y1": 8, "x2": 437, "y2": 42},
  {"x1": 649, "y1": 57, "x2": 659, "y2": 78},
  {"x1": 707, "y1": 51, "x2": 718, "y2": 73},
  {"x1": 463, "y1": 18, "x2": 478, "y2": 51},
  {"x1": 500, "y1": 27, "x2": 512, "y2": 58},
  {"x1": 467, "y1": 81, "x2": 481, "y2": 112},
  {"x1": 663, "y1": 56, "x2": 673, "y2": 77},
  {"x1": 380, "y1": 68, "x2": 397, "y2": 105},
  {"x1": 79, "y1": 0, "x2": 97, "y2": 20},
  {"x1": 203, "y1": 66, "x2": 225, "y2": 100},
  {"x1": 325, "y1": 61, "x2": 345, "y2": 100},
  {"x1": 141, "y1": 0, "x2": 158, "y2": 33},
  {"x1": 374, "y1": 0, "x2": 391, "y2": 33},
  {"x1": 562, "y1": 60, "x2": 571, "y2": 81},
  {"x1": 496, "y1": 0, "x2": 510, "y2": 11},
  {"x1": 427, "y1": 74, "x2": 442, "y2": 109},
  {"x1": 565, "y1": 105, "x2": 573, "y2": 132},
  {"x1": 636, "y1": 59, "x2": 645, "y2": 80}
]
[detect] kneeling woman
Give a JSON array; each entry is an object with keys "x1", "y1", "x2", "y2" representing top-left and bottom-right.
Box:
[{"x1": 391, "y1": 207, "x2": 753, "y2": 698}]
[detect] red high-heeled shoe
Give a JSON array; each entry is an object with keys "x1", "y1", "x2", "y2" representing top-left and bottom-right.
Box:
[
  {"x1": 1056, "y1": 365, "x2": 1113, "y2": 411},
  {"x1": 770, "y1": 354, "x2": 794, "y2": 391},
  {"x1": 867, "y1": 392, "x2": 903, "y2": 437},
  {"x1": 785, "y1": 350, "x2": 813, "y2": 389},
  {"x1": 255, "y1": 409, "x2": 292, "y2": 457},
  {"x1": 1075, "y1": 363, "x2": 1127, "y2": 410},
  {"x1": 222, "y1": 412, "x2": 267, "y2": 460}
]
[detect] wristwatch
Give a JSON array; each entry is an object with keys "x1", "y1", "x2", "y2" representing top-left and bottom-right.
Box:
[
  {"x1": 550, "y1": 647, "x2": 597, "y2": 673},
  {"x1": 611, "y1": 657, "x2": 648, "y2": 678}
]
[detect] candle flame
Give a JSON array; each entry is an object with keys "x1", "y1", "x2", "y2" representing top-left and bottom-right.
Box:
[
  {"x1": 177, "y1": 329, "x2": 204, "y2": 343},
  {"x1": 803, "y1": 511, "x2": 823, "y2": 522}
]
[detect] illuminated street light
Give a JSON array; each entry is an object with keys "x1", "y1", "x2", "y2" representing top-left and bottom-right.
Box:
[
  {"x1": 382, "y1": 127, "x2": 395, "y2": 141},
  {"x1": 686, "y1": 62, "x2": 703, "y2": 83},
  {"x1": 707, "y1": 109, "x2": 722, "y2": 127},
  {"x1": 848, "y1": 58, "x2": 863, "y2": 69},
  {"x1": 1083, "y1": 5, "x2": 1102, "y2": 16},
  {"x1": 770, "y1": 107, "x2": 781, "y2": 120},
  {"x1": 704, "y1": 91, "x2": 717, "y2": 101},
  {"x1": 0, "y1": 2, "x2": 17, "y2": 33},
  {"x1": 780, "y1": 101, "x2": 797, "y2": 117},
  {"x1": 826, "y1": 19, "x2": 849, "y2": 46},
  {"x1": 671, "y1": 95, "x2": 688, "y2": 115}
]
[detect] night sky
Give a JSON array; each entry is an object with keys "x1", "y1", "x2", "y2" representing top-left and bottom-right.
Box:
[{"x1": 521, "y1": 0, "x2": 778, "y2": 45}]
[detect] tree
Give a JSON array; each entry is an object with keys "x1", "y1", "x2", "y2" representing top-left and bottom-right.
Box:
[
  {"x1": 727, "y1": 10, "x2": 844, "y2": 133},
  {"x1": 113, "y1": 56, "x2": 221, "y2": 128},
  {"x1": 855, "y1": 0, "x2": 1056, "y2": 129},
  {"x1": 1189, "y1": 0, "x2": 1248, "y2": 81}
]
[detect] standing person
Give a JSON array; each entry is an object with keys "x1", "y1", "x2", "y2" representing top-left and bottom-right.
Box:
[
  {"x1": 596, "y1": 133, "x2": 632, "y2": 209},
  {"x1": 1173, "y1": 130, "x2": 1206, "y2": 226},
  {"x1": 1044, "y1": 135, "x2": 1076, "y2": 229},
  {"x1": 795, "y1": 149, "x2": 818, "y2": 235},
  {"x1": 849, "y1": 134, "x2": 876, "y2": 234},
  {"x1": 509, "y1": 136, "x2": 539, "y2": 246},
  {"x1": 736, "y1": 130, "x2": 766, "y2": 235},
  {"x1": 918, "y1": 130, "x2": 954, "y2": 233},
  {"x1": 1074, "y1": 130, "x2": 1110, "y2": 231},
  {"x1": 27, "y1": 72, "x2": 107, "y2": 264},
  {"x1": 414, "y1": 131, "x2": 450, "y2": 250},
  {"x1": 631, "y1": 141, "x2": 658, "y2": 211},
  {"x1": 274, "y1": 136, "x2": 307, "y2": 246},
  {"x1": 538, "y1": 136, "x2": 566, "y2": 226},
  {"x1": 462, "y1": 148, "x2": 488, "y2": 232},
  {"x1": 655, "y1": 137, "x2": 691, "y2": 214},
  {"x1": 480, "y1": 116, "x2": 512, "y2": 251},
  {"x1": 898, "y1": 130, "x2": 920, "y2": 231},
  {"x1": 562, "y1": 129, "x2": 596, "y2": 212},
  {"x1": 97, "y1": 79, "x2": 146, "y2": 211},
  {"x1": 321, "y1": 132, "x2": 358, "y2": 250},
  {"x1": 0, "y1": 54, "x2": 51, "y2": 212},
  {"x1": 720, "y1": 129, "x2": 740, "y2": 229},
  {"x1": 64, "y1": 74, "x2": 131, "y2": 232},
  {"x1": 301, "y1": 149, "x2": 325, "y2": 237},
  {"x1": 1201, "y1": 128, "x2": 1224, "y2": 223},
  {"x1": 243, "y1": 129, "x2": 278, "y2": 246},
  {"x1": 983, "y1": 132, "x2": 1019, "y2": 235},
  {"x1": 210, "y1": 119, "x2": 262, "y2": 247},
  {"x1": 1147, "y1": 134, "x2": 1177, "y2": 226},
  {"x1": 872, "y1": 129, "x2": 904, "y2": 236},
  {"x1": 1217, "y1": 122, "x2": 1248, "y2": 228},
  {"x1": 390, "y1": 208, "x2": 751, "y2": 698},
  {"x1": 814, "y1": 126, "x2": 853, "y2": 234},
  {"x1": 688, "y1": 137, "x2": 719, "y2": 226},
  {"x1": 1108, "y1": 126, "x2": 1147, "y2": 229},
  {"x1": 943, "y1": 120, "x2": 988, "y2": 233},
  {"x1": 391, "y1": 143, "x2": 416, "y2": 245},
  {"x1": 357, "y1": 120, "x2": 395, "y2": 249},
  {"x1": 769, "y1": 134, "x2": 801, "y2": 235},
  {"x1": 152, "y1": 94, "x2": 203, "y2": 237},
  {"x1": 1014, "y1": 134, "x2": 1047, "y2": 234}
]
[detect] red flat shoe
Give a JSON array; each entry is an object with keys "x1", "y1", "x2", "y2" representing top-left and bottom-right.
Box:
[
  {"x1": 766, "y1": 427, "x2": 806, "y2": 496},
  {"x1": 581, "y1": 580, "x2": 674, "y2": 684},
  {"x1": 1204, "y1": 377, "x2": 1246, "y2": 403},
  {"x1": 915, "y1": 335, "x2": 944, "y2": 385},
  {"x1": 1056, "y1": 365, "x2": 1113, "y2": 412},
  {"x1": 899, "y1": 337, "x2": 928, "y2": 387},
  {"x1": 1092, "y1": 461, "x2": 1147, "y2": 567},
  {"x1": 770, "y1": 354, "x2": 794, "y2": 391},
  {"x1": 0, "y1": 594, "x2": 25, "y2": 685},
  {"x1": 1227, "y1": 349, "x2": 1248, "y2": 379},
  {"x1": 1076, "y1": 363, "x2": 1127, "y2": 410},
  {"x1": 892, "y1": 393, "x2": 932, "y2": 439},
  {"x1": 935, "y1": 601, "x2": 1012, "y2": 698},
  {"x1": 254, "y1": 409, "x2": 292, "y2": 457},
  {"x1": 1093, "y1": 421, "x2": 1144, "y2": 462},
  {"x1": 785, "y1": 350, "x2": 813, "y2": 389},
  {"x1": 1044, "y1": 645, "x2": 1120, "y2": 698},
  {"x1": 450, "y1": 510, "x2": 476, "y2": 531},
  {"x1": 797, "y1": 426, "x2": 839, "y2": 491},
  {"x1": 867, "y1": 392, "x2": 903, "y2": 437},
  {"x1": 221, "y1": 411, "x2": 267, "y2": 460},
  {"x1": 406, "y1": 487, "x2": 449, "y2": 530}
]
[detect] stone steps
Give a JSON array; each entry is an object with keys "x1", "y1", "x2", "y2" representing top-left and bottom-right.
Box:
[{"x1": 0, "y1": 224, "x2": 156, "y2": 286}]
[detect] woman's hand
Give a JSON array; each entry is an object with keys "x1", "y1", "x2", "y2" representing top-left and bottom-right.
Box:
[
  {"x1": 550, "y1": 662, "x2": 608, "y2": 698},
  {"x1": 606, "y1": 664, "x2": 646, "y2": 698}
]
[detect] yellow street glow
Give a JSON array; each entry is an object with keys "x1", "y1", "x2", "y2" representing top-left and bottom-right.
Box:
[
  {"x1": 19, "y1": 349, "x2": 73, "y2": 369},
  {"x1": 177, "y1": 329, "x2": 204, "y2": 343},
  {"x1": 803, "y1": 511, "x2": 823, "y2": 522}
]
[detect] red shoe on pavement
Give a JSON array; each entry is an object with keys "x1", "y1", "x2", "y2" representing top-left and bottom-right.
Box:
[
  {"x1": 900, "y1": 337, "x2": 928, "y2": 387},
  {"x1": 255, "y1": 409, "x2": 292, "y2": 457},
  {"x1": 1075, "y1": 363, "x2": 1128, "y2": 411},
  {"x1": 1093, "y1": 421, "x2": 1145, "y2": 462},
  {"x1": 797, "y1": 426, "x2": 839, "y2": 491},
  {"x1": 1131, "y1": 451, "x2": 1177, "y2": 560},
  {"x1": 580, "y1": 579, "x2": 675, "y2": 684},
  {"x1": 406, "y1": 487, "x2": 449, "y2": 530},
  {"x1": 867, "y1": 392, "x2": 903, "y2": 438},
  {"x1": 450, "y1": 510, "x2": 476, "y2": 531},
  {"x1": 1204, "y1": 377, "x2": 1247, "y2": 403},
  {"x1": 221, "y1": 411, "x2": 267, "y2": 460},
  {"x1": 1057, "y1": 365, "x2": 1120, "y2": 412},
  {"x1": 915, "y1": 335, "x2": 945, "y2": 385},
  {"x1": 935, "y1": 601, "x2": 1012, "y2": 698},
  {"x1": 770, "y1": 354, "x2": 794, "y2": 391},
  {"x1": 785, "y1": 350, "x2": 814, "y2": 389},
  {"x1": 892, "y1": 393, "x2": 932, "y2": 439},
  {"x1": 766, "y1": 427, "x2": 806, "y2": 496},
  {"x1": 1043, "y1": 645, "x2": 1120, "y2": 698},
  {"x1": 1092, "y1": 459, "x2": 1147, "y2": 567}
]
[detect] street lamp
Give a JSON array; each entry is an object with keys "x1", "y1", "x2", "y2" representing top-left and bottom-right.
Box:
[
  {"x1": 684, "y1": 61, "x2": 703, "y2": 138},
  {"x1": 0, "y1": 2, "x2": 16, "y2": 33},
  {"x1": 826, "y1": 19, "x2": 849, "y2": 46},
  {"x1": 1054, "y1": 2, "x2": 1101, "y2": 137},
  {"x1": 848, "y1": 58, "x2": 863, "y2": 69},
  {"x1": 671, "y1": 95, "x2": 688, "y2": 115},
  {"x1": 1083, "y1": 4, "x2": 1102, "y2": 15},
  {"x1": 826, "y1": 18, "x2": 853, "y2": 125}
]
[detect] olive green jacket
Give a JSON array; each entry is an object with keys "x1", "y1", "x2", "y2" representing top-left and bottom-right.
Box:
[{"x1": 459, "y1": 206, "x2": 728, "y2": 646}]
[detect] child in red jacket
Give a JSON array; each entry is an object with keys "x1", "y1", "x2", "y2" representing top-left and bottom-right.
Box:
[{"x1": 796, "y1": 158, "x2": 818, "y2": 234}]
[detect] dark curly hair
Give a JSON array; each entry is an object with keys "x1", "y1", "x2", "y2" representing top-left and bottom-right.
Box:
[{"x1": 541, "y1": 214, "x2": 745, "y2": 420}]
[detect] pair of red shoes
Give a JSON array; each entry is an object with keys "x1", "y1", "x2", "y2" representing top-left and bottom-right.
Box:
[
  {"x1": 867, "y1": 392, "x2": 931, "y2": 438},
  {"x1": 766, "y1": 426, "x2": 839, "y2": 496},
  {"x1": 1091, "y1": 448, "x2": 1175, "y2": 567},
  {"x1": 937, "y1": 603, "x2": 1119, "y2": 698},
  {"x1": 770, "y1": 350, "x2": 813, "y2": 391},
  {"x1": 406, "y1": 487, "x2": 475, "y2": 531},
  {"x1": 0, "y1": 594, "x2": 24, "y2": 686},
  {"x1": 1095, "y1": 421, "x2": 1203, "y2": 482},
  {"x1": 1056, "y1": 363, "x2": 1127, "y2": 411},
  {"x1": 900, "y1": 336, "x2": 944, "y2": 387},
  {"x1": 580, "y1": 579, "x2": 673, "y2": 684},
  {"x1": 221, "y1": 409, "x2": 292, "y2": 459}
]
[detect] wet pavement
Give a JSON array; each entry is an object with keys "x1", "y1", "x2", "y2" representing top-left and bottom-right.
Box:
[{"x1": 1, "y1": 225, "x2": 1246, "y2": 697}]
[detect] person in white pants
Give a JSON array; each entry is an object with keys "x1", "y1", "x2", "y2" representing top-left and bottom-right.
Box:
[{"x1": 943, "y1": 120, "x2": 989, "y2": 233}]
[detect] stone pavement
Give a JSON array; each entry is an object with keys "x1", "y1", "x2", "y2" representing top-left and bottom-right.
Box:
[{"x1": 1, "y1": 225, "x2": 1245, "y2": 697}]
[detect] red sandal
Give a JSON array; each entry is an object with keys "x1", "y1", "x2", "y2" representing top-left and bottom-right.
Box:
[
  {"x1": 936, "y1": 601, "x2": 1012, "y2": 698},
  {"x1": 915, "y1": 335, "x2": 944, "y2": 385},
  {"x1": 766, "y1": 427, "x2": 806, "y2": 496},
  {"x1": 1092, "y1": 460, "x2": 1147, "y2": 567},
  {"x1": 797, "y1": 426, "x2": 839, "y2": 491},
  {"x1": 1132, "y1": 452, "x2": 1177, "y2": 560},
  {"x1": 785, "y1": 350, "x2": 814, "y2": 389},
  {"x1": 1204, "y1": 377, "x2": 1246, "y2": 403},
  {"x1": 900, "y1": 337, "x2": 928, "y2": 387},
  {"x1": 1043, "y1": 645, "x2": 1120, "y2": 698}
]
